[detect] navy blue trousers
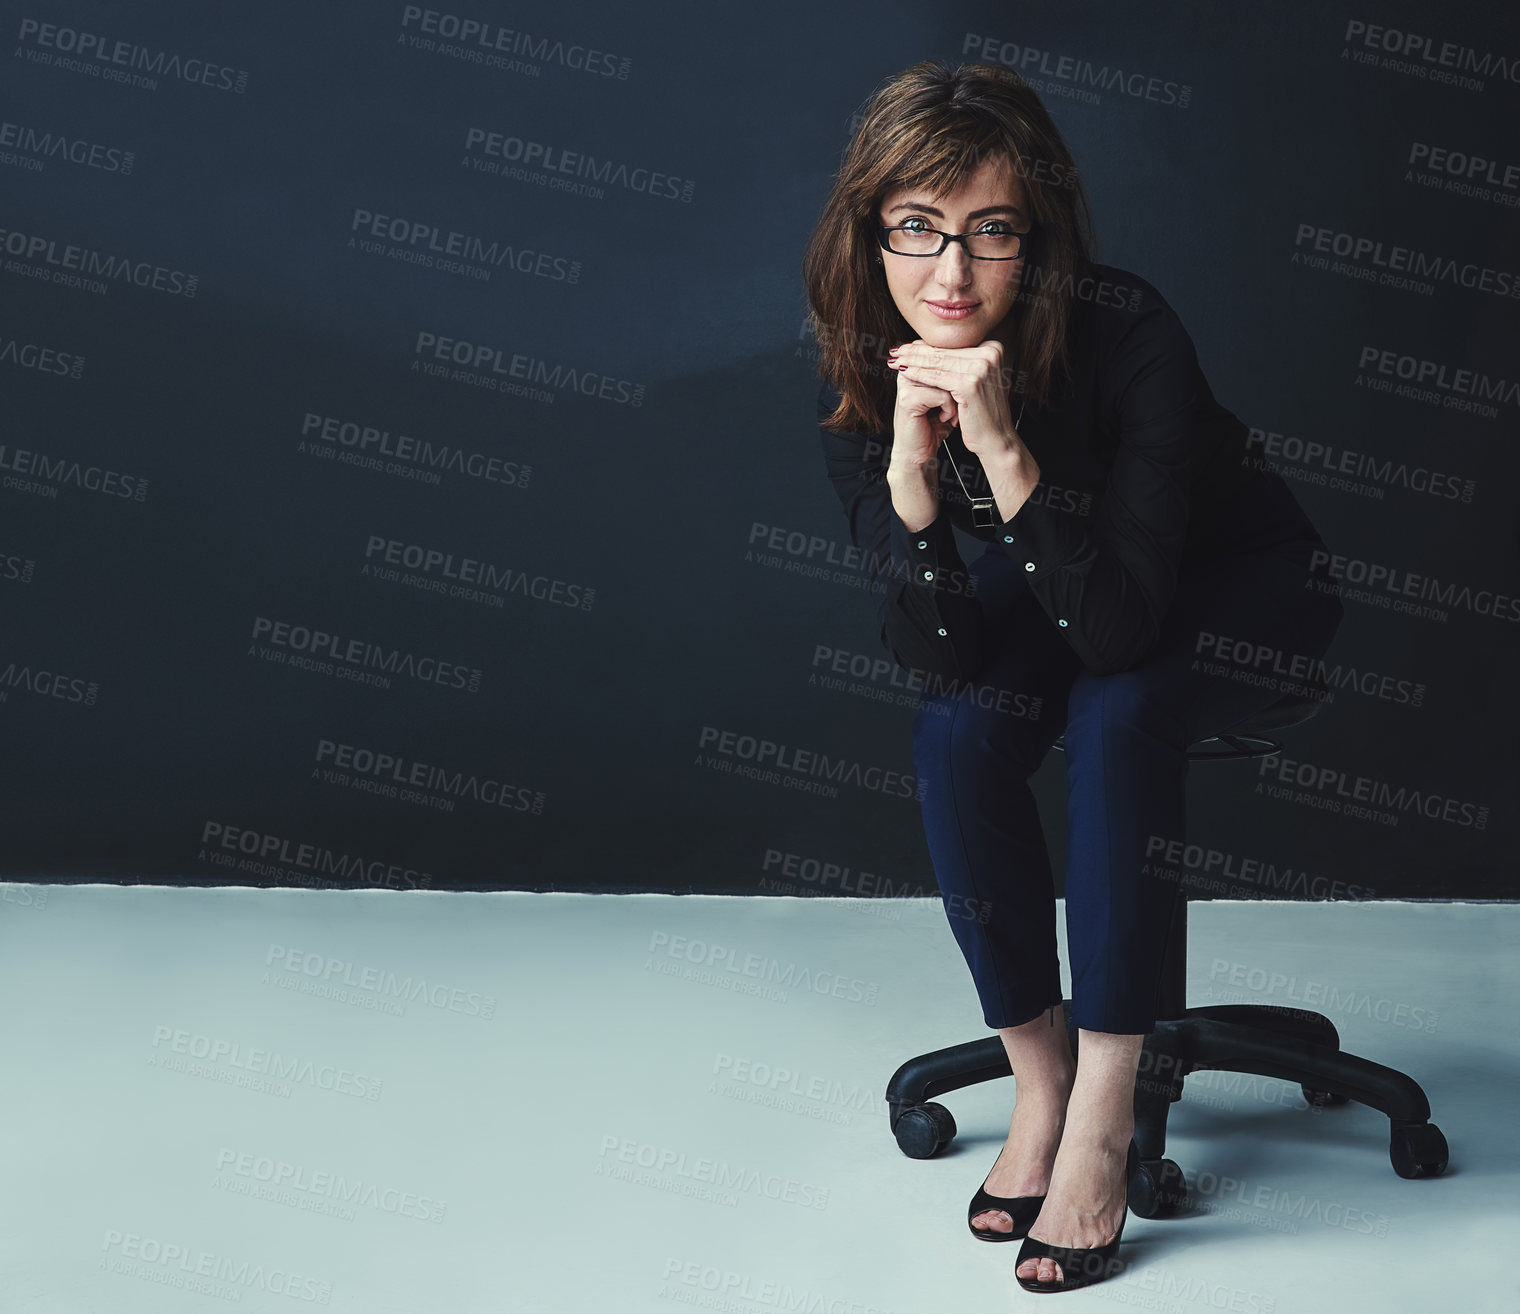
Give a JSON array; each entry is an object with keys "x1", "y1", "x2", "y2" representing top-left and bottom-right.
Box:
[{"x1": 910, "y1": 494, "x2": 1345, "y2": 1035}]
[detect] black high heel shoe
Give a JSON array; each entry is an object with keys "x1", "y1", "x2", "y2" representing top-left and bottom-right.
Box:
[
  {"x1": 1013, "y1": 1140, "x2": 1139, "y2": 1292},
  {"x1": 967, "y1": 1169, "x2": 1045, "y2": 1242}
]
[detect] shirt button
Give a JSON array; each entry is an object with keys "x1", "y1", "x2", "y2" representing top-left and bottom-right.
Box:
[
  {"x1": 1024, "y1": 561, "x2": 1035, "y2": 572},
  {"x1": 937, "y1": 628, "x2": 947, "y2": 636},
  {"x1": 1058, "y1": 618, "x2": 1068, "y2": 627},
  {"x1": 922, "y1": 569, "x2": 934, "y2": 581}
]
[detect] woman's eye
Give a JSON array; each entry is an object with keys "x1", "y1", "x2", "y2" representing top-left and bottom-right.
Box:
[
  {"x1": 902, "y1": 218, "x2": 930, "y2": 232},
  {"x1": 979, "y1": 222, "x2": 1012, "y2": 235}
]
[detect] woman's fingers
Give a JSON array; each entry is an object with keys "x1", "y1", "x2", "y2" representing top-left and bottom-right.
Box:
[
  {"x1": 891, "y1": 359, "x2": 980, "y2": 405},
  {"x1": 890, "y1": 345, "x2": 962, "y2": 428}
]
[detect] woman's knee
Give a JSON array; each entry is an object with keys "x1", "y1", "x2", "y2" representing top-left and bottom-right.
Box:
[
  {"x1": 1065, "y1": 665, "x2": 1187, "y2": 747},
  {"x1": 912, "y1": 688, "x2": 1053, "y2": 780}
]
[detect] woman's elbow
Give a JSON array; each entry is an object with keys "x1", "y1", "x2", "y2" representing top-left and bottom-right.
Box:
[
  {"x1": 880, "y1": 633, "x2": 983, "y2": 689},
  {"x1": 1079, "y1": 625, "x2": 1163, "y2": 677}
]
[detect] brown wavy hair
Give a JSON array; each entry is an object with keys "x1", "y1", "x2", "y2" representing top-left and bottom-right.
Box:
[{"x1": 804, "y1": 59, "x2": 1098, "y2": 435}]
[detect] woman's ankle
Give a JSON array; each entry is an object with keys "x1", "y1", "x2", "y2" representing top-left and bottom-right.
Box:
[
  {"x1": 1050, "y1": 1108, "x2": 1133, "y2": 1157},
  {"x1": 1014, "y1": 1062, "x2": 1076, "y2": 1106}
]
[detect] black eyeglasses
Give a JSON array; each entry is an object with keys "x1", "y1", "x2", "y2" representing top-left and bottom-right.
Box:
[{"x1": 877, "y1": 218, "x2": 1032, "y2": 260}]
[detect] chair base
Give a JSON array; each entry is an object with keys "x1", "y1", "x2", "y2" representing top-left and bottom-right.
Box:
[{"x1": 886, "y1": 1000, "x2": 1448, "y2": 1216}]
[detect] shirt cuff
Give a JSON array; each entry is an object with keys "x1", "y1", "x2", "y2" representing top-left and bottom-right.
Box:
[
  {"x1": 991, "y1": 485, "x2": 1089, "y2": 581},
  {"x1": 883, "y1": 502, "x2": 979, "y2": 674},
  {"x1": 887, "y1": 501, "x2": 959, "y2": 581}
]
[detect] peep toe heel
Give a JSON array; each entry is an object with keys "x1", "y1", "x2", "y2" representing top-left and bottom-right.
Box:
[
  {"x1": 1013, "y1": 1140, "x2": 1139, "y2": 1291},
  {"x1": 967, "y1": 1174, "x2": 1045, "y2": 1242}
]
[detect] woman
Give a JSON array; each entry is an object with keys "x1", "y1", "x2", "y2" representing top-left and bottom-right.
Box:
[{"x1": 802, "y1": 61, "x2": 1344, "y2": 1293}]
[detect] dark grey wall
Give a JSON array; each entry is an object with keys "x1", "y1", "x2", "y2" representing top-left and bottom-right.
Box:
[{"x1": 2, "y1": 1, "x2": 1515, "y2": 898}]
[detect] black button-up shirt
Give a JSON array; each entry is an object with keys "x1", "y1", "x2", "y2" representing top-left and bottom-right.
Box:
[{"x1": 817, "y1": 262, "x2": 1324, "y2": 681}]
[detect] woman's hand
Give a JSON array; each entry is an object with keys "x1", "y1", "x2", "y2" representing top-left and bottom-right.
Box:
[
  {"x1": 885, "y1": 346, "x2": 959, "y2": 477},
  {"x1": 888, "y1": 338, "x2": 1041, "y2": 522},
  {"x1": 887, "y1": 337, "x2": 1029, "y2": 464}
]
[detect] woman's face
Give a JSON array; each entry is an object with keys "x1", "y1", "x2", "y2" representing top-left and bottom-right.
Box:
[{"x1": 875, "y1": 156, "x2": 1028, "y2": 349}]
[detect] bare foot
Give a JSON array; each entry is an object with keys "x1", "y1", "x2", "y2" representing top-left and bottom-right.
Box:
[{"x1": 1014, "y1": 1129, "x2": 1131, "y2": 1283}]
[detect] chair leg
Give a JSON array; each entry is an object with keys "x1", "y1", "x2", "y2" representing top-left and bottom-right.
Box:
[
  {"x1": 1138, "y1": 1015, "x2": 1449, "y2": 1182},
  {"x1": 884, "y1": 1036, "x2": 1008, "y2": 1158},
  {"x1": 1186, "y1": 1003, "x2": 1339, "y2": 1050},
  {"x1": 1180, "y1": 1015, "x2": 1431, "y2": 1124}
]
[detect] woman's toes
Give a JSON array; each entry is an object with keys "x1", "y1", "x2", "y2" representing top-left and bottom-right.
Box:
[{"x1": 974, "y1": 1210, "x2": 1010, "y2": 1231}]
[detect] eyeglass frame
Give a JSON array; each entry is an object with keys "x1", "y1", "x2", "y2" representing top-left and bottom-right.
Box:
[{"x1": 876, "y1": 219, "x2": 1034, "y2": 261}]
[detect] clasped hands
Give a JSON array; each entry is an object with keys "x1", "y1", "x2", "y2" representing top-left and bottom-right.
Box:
[{"x1": 887, "y1": 337, "x2": 1040, "y2": 513}]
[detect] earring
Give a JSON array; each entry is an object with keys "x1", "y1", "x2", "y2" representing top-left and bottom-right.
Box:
[{"x1": 874, "y1": 255, "x2": 882, "y2": 264}]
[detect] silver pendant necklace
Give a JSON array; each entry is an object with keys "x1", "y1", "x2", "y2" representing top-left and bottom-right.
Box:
[{"x1": 946, "y1": 395, "x2": 1027, "y2": 528}]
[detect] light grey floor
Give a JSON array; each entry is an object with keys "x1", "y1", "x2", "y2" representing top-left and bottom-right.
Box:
[{"x1": 2, "y1": 885, "x2": 1516, "y2": 1313}]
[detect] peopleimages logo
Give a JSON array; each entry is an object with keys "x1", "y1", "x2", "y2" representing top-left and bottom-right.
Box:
[
  {"x1": 462, "y1": 127, "x2": 694, "y2": 202},
  {"x1": 1145, "y1": 835, "x2": 1374, "y2": 900},
  {"x1": 98, "y1": 1231, "x2": 329, "y2": 1304},
  {"x1": 1193, "y1": 629, "x2": 1426, "y2": 709},
  {"x1": 962, "y1": 32, "x2": 1191, "y2": 108},
  {"x1": 148, "y1": 1023, "x2": 384, "y2": 1100},
  {"x1": 760, "y1": 846, "x2": 992, "y2": 922},
  {"x1": 1342, "y1": 18, "x2": 1519, "y2": 91},
  {"x1": 1255, "y1": 751, "x2": 1489, "y2": 830},
  {"x1": 264, "y1": 944, "x2": 495, "y2": 1019},
  {"x1": 0, "y1": 652, "x2": 99, "y2": 705},
  {"x1": 0, "y1": 119, "x2": 135, "y2": 173},
  {"x1": 347, "y1": 207, "x2": 580, "y2": 282},
  {"x1": 13, "y1": 19, "x2": 250, "y2": 93},
  {"x1": 213, "y1": 1146, "x2": 447, "y2": 1223},
  {"x1": 398, "y1": 7, "x2": 630, "y2": 79},
  {"x1": 314, "y1": 737, "x2": 546, "y2": 814},
  {"x1": 745, "y1": 520, "x2": 977, "y2": 598},
  {"x1": 362, "y1": 534, "x2": 595, "y2": 611},
  {"x1": 0, "y1": 335, "x2": 84, "y2": 379},
  {"x1": 411, "y1": 330, "x2": 645, "y2": 405},
  {"x1": 1245, "y1": 426, "x2": 1475, "y2": 505},
  {"x1": 1293, "y1": 223, "x2": 1520, "y2": 299},
  {"x1": 200, "y1": 821, "x2": 433, "y2": 889},
  {"x1": 1407, "y1": 141, "x2": 1520, "y2": 206},
  {"x1": 697, "y1": 724, "x2": 924, "y2": 803},
  {"x1": 1307, "y1": 548, "x2": 1520, "y2": 623},
  {"x1": 1357, "y1": 345, "x2": 1519, "y2": 404},
  {"x1": 596, "y1": 1133, "x2": 831, "y2": 1210},
  {"x1": 0, "y1": 441, "x2": 146, "y2": 500},
  {"x1": 249, "y1": 616, "x2": 483, "y2": 693},
  {"x1": 300, "y1": 410, "x2": 530, "y2": 490},
  {"x1": 0, "y1": 551, "x2": 37, "y2": 584},
  {"x1": 0, "y1": 225, "x2": 197, "y2": 297},
  {"x1": 810, "y1": 642, "x2": 1044, "y2": 721}
]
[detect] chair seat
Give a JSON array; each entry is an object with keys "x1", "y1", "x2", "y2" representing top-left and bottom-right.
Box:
[
  {"x1": 1052, "y1": 676, "x2": 1330, "y2": 755},
  {"x1": 1218, "y1": 682, "x2": 1328, "y2": 736}
]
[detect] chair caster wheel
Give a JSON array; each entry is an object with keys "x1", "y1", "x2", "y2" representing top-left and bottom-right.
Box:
[
  {"x1": 1129, "y1": 1157, "x2": 1188, "y2": 1218},
  {"x1": 1390, "y1": 1123, "x2": 1448, "y2": 1179},
  {"x1": 892, "y1": 1102, "x2": 956, "y2": 1159},
  {"x1": 1302, "y1": 1084, "x2": 1350, "y2": 1107}
]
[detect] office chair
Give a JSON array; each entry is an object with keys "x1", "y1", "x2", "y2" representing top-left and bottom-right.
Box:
[{"x1": 884, "y1": 676, "x2": 1448, "y2": 1216}]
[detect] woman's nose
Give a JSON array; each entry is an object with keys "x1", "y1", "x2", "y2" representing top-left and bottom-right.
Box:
[{"x1": 934, "y1": 245, "x2": 974, "y2": 286}]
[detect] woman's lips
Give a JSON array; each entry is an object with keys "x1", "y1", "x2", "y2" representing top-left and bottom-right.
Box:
[{"x1": 926, "y1": 300, "x2": 978, "y2": 319}]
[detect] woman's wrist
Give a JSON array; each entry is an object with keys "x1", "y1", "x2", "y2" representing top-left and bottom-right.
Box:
[
  {"x1": 886, "y1": 462, "x2": 940, "y2": 534},
  {"x1": 886, "y1": 457, "x2": 938, "y2": 487},
  {"x1": 982, "y1": 446, "x2": 1040, "y2": 523}
]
